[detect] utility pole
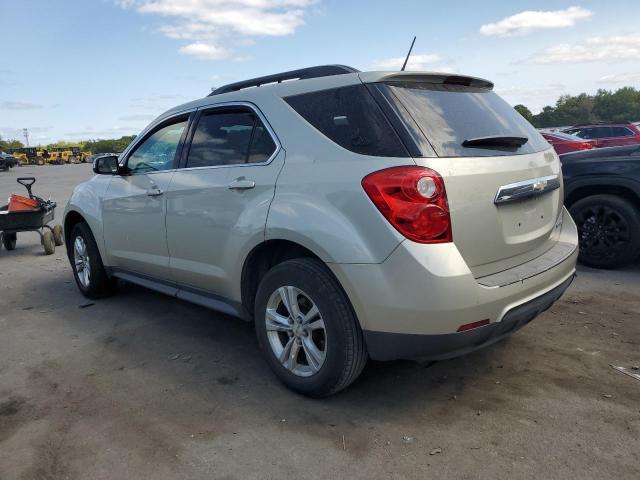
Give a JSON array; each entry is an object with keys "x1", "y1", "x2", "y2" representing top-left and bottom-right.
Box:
[{"x1": 23, "y1": 128, "x2": 29, "y2": 147}]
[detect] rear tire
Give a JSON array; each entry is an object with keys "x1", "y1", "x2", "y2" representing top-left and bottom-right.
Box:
[
  {"x1": 569, "y1": 194, "x2": 640, "y2": 269},
  {"x1": 254, "y1": 258, "x2": 367, "y2": 397},
  {"x1": 2, "y1": 232, "x2": 17, "y2": 250},
  {"x1": 70, "y1": 222, "x2": 116, "y2": 298}
]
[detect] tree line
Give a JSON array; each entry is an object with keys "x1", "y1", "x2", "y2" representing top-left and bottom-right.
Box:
[
  {"x1": 0, "y1": 135, "x2": 137, "y2": 154},
  {"x1": 2, "y1": 86, "x2": 639, "y2": 150},
  {"x1": 515, "y1": 86, "x2": 640, "y2": 128}
]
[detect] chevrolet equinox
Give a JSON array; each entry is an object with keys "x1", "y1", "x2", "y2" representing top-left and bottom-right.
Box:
[{"x1": 64, "y1": 65, "x2": 579, "y2": 396}]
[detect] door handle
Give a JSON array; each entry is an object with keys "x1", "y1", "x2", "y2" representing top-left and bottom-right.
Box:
[
  {"x1": 228, "y1": 179, "x2": 256, "y2": 191},
  {"x1": 146, "y1": 188, "x2": 164, "y2": 197}
]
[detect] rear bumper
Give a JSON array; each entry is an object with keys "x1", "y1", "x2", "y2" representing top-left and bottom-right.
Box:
[
  {"x1": 364, "y1": 274, "x2": 573, "y2": 361},
  {"x1": 329, "y1": 207, "x2": 578, "y2": 361}
]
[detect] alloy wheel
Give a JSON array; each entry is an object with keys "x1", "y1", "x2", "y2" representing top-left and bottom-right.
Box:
[
  {"x1": 265, "y1": 286, "x2": 327, "y2": 377},
  {"x1": 73, "y1": 236, "x2": 91, "y2": 288}
]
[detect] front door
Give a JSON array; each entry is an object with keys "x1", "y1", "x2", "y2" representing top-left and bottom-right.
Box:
[
  {"x1": 166, "y1": 106, "x2": 283, "y2": 299},
  {"x1": 102, "y1": 115, "x2": 189, "y2": 279}
]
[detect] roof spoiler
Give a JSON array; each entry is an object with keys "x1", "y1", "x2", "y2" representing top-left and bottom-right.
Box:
[{"x1": 362, "y1": 72, "x2": 494, "y2": 90}]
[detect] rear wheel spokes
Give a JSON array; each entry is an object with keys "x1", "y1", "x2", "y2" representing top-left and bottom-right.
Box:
[{"x1": 265, "y1": 286, "x2": 327, "y2": 377}]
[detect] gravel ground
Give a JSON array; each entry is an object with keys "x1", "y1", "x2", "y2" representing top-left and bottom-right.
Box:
[{"x1": 1, "y1": 164, "x2": 639, "y2": 480}]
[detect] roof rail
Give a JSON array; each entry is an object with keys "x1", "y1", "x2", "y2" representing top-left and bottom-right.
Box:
[{"x1": 208, "y1": 64, "x2": 360, "y2": 96}]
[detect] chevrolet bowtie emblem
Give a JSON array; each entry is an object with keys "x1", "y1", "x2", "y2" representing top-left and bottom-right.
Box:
[
  {"x1": 532, "y1": 180, "x2": 548, "y2": 192},
  {"x1": 494, "y1": 175, "x2": 560, "y2": 204}
]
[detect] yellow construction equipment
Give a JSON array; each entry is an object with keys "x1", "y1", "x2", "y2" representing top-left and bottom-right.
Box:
[{"x1": 7, "y1": 147, "x2": 44, "y2": 165}]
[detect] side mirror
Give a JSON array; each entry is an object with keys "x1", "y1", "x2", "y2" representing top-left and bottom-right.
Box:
[{"x1": 92, "y1": 155, "x2": 119, "y2": 175}]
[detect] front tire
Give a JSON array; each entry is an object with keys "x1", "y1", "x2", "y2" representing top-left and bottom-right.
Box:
[
  {"x1": 70, "y1": 222, "x2": 115, "y2": 298},
  {"x1": 254, "y1": 258, "x2": 367, "y2": 397},
  {"x1": 569, "y1": 194, "x2": 640, "y2": 269}
]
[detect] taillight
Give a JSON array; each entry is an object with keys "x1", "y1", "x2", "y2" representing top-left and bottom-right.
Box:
[
  {"x1": 362, "y1": 166, "x2": 452, "y2": 243},
  {"x1": 575, "y1": 142, "x2": 594, "y2": 150}
]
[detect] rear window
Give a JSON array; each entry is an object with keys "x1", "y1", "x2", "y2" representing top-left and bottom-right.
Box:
[
  {"x1": 380, "y1": 82, "x2": 550, "y2": 157},
  {"x1": 284, "y1": 85, "x2": 409, "y2": 157}
]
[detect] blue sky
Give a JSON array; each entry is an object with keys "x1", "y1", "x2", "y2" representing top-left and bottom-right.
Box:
[{"x1": 1, "y1": 0, "x2": 639, "y2": 145}]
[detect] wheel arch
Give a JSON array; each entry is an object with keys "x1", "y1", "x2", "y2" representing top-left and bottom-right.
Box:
[
  {"x1": 63, "y1": 210, "x2": 87, "y2": 258},
  {"x1": 565, "y1": 180, "x2": 640, "y2": 210},
  {"x1": 241, "y1": 239, "x2": 342, "y2": 320}
]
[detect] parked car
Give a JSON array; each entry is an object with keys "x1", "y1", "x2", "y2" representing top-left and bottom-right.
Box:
[
  {"x1": 64, "y1": 65, "x2": 578, "y2": 396},
  {"x1": 563, "y1": 122, "x2": 640, "y2": 148},
  {"x1": 562, "y1": 144, "x2": 640, "y2": 269},
  {"x1": 0, "y1": 151, "x2": 18, "y2": 168},
  {"x1": 0, "y1": 156, "x2": 7, "y2": 171},
  {"x1": 541, "y1": 131, "x2": 595, "y2": 155}
]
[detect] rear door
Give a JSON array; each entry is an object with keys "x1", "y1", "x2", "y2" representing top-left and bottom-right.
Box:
[
  {"x1": 166, "y1": 104, "x2": 283, "y2": 299},
  {"x1": 377, "y1": 81, "x2": 563, "y2": 275}
]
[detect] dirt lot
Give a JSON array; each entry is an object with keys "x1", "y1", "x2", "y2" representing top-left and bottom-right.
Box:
[{"x1": 0, "y1": 164, "x2": 639, "y2": 480}]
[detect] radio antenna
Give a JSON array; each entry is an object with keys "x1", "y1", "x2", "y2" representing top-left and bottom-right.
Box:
[{"x1": 401, "y1": 36, "x2": 416, "y2": 71}]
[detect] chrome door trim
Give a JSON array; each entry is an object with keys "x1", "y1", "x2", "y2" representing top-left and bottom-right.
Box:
[{"x1": 494, "y1": 175, "x2": 560, "y2": 204}]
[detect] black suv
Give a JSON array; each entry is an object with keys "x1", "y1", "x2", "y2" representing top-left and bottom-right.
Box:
[{"x1": 562, "y1": 144, "x2": 640, "y2": 268}]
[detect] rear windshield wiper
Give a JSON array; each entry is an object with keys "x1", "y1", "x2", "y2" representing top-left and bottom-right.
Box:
[{"x1": 462, "y1": 135, "x2": 529, "y2": 149}]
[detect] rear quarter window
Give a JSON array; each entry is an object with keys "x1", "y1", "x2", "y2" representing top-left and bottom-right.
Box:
[{"x1": 284, "y1": 84, "x2": 409, "y2": 157}]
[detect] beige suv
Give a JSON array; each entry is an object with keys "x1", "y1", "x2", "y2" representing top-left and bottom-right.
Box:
[{"x1": 64, "y1": 65, "x2": 578, "y2": 396}]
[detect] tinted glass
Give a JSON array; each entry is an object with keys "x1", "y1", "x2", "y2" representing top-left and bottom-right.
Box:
[
  {"x1": 382, "y1": 83, "x2": 550, "y2": 157},
  {"x1": 285, "y1": 84, "x2": 408, "y2": 157},
  {"x1": 549, "y1": 131, "x2": 585, "y2": 141},
  {"x1": 611, "y1": 126, "x2": 633, "y2": 137},
  {"x1": 127, "y1": 119, "x2": 187, "y2": 173},
  {"x1": 248, "y1": 124, "x2": 277, "y2": 163},
  {"x1": 187, "y1": 110, "x2": 276, "y2": 168}
]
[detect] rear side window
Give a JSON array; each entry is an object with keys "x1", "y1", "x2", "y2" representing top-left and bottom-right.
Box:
[
  {"x1": 381, "y1": 82, "x2": 550, "y2": 157},
  {"x1": 186, "y1": 109, "x2": 276, "y2": 168},
  {"x1": 611, "y1": 126, "x2": 634, "y2": 137},
  {"x1": 284, "y1": 85, "x2": 408, "y2": 157}
]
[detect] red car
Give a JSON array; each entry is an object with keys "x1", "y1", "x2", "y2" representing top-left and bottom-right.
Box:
[
  {"x1": 563, "y1": 122, "x2": 640, "y2": 148},
  {"x1": 541, "y1": 131, "x2": 595, "y2": 155}
]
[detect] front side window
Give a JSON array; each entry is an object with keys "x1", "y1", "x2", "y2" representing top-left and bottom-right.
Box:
[
  {"x1": 186, "y1": 109, "x2": 277, "y2": 168},
  {"x1": 568, "y1": 128, "x2": 592, "y2": 139},
  {"x1": 127, "y1": 118, "x2": 187, "y2": 173}
]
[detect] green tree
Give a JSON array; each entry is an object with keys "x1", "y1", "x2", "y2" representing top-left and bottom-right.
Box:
[
  {"x1": 514, "y1": 104, "x2": 533, "y2": 123},
  {"x1": 0, "y1": 135, "x2": 24, "y2": 150},
  {"x1": 521, "y1": 86, "x2": 640, "y2": 128},
  {"x1": 83, "y1": 135, "x2": 136, "y2": 154}
]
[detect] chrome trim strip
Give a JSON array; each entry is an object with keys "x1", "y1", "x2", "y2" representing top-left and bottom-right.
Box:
[{"x1": 494, "y1": 175, "x2": 560, "y2": 205}]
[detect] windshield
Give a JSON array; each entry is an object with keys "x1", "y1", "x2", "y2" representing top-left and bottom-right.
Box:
[{"x1": 380, "y1": 82, "x2": 550, "y2": 157}]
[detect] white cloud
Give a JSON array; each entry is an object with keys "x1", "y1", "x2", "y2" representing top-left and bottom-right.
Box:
[
  {"x1": 480, "y1": 6, "x2": 592, "y2": 37},
  {"x1": 527, "y1": 34, "x2": 640, "y2": 64},
  {"x1": 370, "y1": 54, "x2": 455, "y2": 72},
  {"x1": 1, "y1": 101, "x2": 44, "y2": 110},
  {"x1": 179, "y1": 42, "x2": 229, "y2": 60},
  {"x1": 117, "y1": 0, "x2": 317, "y2": 60},
  {"x1": 597, "y1": 72, "x2": 640, "y2": 84}
]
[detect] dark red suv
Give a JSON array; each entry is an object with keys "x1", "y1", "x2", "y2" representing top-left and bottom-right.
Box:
[{"x1": 563, "y1": 122, "x2": 640, "y2": 148}]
